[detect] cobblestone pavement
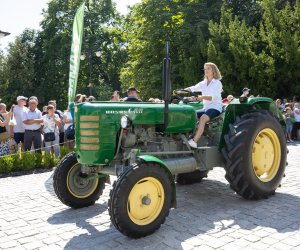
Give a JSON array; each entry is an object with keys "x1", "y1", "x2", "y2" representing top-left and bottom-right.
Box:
[{"x1": 0, "y1": 143, "x2": 299, "y2": 250}]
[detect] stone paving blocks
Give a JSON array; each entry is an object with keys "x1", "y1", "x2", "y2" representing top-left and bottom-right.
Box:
[{"x1": 0, "y1": 143, "x2": 299, "y2": 249}]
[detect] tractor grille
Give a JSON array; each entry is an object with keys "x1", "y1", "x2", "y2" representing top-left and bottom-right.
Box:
[{"x1": 79, "y1": 115, "x2": 100, "y2": 150}]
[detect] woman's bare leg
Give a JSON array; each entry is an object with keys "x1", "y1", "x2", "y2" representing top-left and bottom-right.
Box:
[{"x1": 193, "y1": 114, "x2": 210, "y2": 143}]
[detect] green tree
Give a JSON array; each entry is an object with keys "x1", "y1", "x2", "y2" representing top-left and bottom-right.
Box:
[
  {"x1": 208, "y1": 0, "x2": 300, "y2": 99},
  {"x1": 259, "y1": 0, "x2": 300, "y2": 98},
  {"x1": 35, "y1": 0, "x2": 126, "y2": 108},
  {"x1": 223, "y1": 0, "x2": 262, "y2": 27},
  {"x1": 0, "y1": 29, "x2": 37, "y2": 105},
  {"x1": 0, "y1": 49, "x2": 5, "y2": 96},
  {"x1": 121, "y1": 0, "x2": 223, "y2": 100},
  {"x1": 208, "y1": 7, "x2": 275, "y2": 97}
]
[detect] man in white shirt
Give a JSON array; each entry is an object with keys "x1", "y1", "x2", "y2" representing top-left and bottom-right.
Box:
[
  {"x1": 178, "y1": 62, "x2": 223, "y2": 148},
  {"x1": 11, "y1": 96, "x2": 28, "y2": 147},
  {"x1": 23, "y1": 97, "x2": 43, "y2": 153}
]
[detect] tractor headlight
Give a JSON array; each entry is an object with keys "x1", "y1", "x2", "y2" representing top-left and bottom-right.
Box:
[{"x1": 121, "y1": 115, "x2": 130, "y2": 128}]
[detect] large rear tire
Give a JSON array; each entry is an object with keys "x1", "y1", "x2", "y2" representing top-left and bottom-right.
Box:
[
  {"x1": 108, "y1": 162, "x2": 172, "y2": 238},
  {"x1": 222, "y1": 111, "x2": 286, "y2": 200},
  {"x1": 53, "y1": 152, "x2": 105, "y2": 208}
]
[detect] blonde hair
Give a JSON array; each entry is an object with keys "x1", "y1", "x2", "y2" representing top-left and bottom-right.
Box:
[{"x1": 204, "y1": 62, "x2": 222, "y2": 80}]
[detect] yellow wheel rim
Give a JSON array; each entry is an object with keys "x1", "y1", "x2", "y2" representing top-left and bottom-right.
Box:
[
  {"x1": 127, "y1": 177, "x2": 164, "y2": 226},
  {"x1": 252, "y1": 128, "x2": 281, "y2": 182},
  {"x1": 67, "y1": 163, "x2": 99, "y2": 198}
]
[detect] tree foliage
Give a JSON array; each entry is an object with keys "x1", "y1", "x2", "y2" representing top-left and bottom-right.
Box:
[
  {"x1": 0, "y1": 0, "x2": 299, "y2": 104},
  {"x1": 0, "y1": 29, "x2": 37, "y2": 105},
  {"x1": 34, "y1": 0, "x2": 126, "y2": 108},
  {"x1": 0, "y1": 0, "x2": 126, "y2": 108},
  {"x1": 208, "y1": 0, "x2": 300, "y2": 98},
  {"x1": 120, "y1": 0, "x2": 223, "y2": 100}
]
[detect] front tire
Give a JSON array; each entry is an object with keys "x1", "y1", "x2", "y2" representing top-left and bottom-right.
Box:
[
  {"x1": 53, "y1": 152, "x2": 105, "y2": 208},
  {"x1": 108, "y1": 162, "x2": 172, "y2": 238},
  {"x1": 222, "y1": 111, "x2": 286, "y2": 200}
]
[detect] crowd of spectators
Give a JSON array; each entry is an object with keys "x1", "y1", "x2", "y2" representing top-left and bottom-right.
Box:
[
  {"x1": 275, "y1": 98, "x2": 300, "y2": 142},
  {"x1": 1, "y1": 90, "x2": 299, "y2": 157},
  {"x1": 0, "y1": 95, "x2": 77, "y2": 157}
]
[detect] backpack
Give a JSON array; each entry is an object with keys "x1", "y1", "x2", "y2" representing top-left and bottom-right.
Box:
[{"x1": 66, "y1": 124, "x2": 75, "y2": 140}]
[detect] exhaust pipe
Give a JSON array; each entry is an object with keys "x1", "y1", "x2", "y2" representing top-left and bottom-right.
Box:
[{"x1": 163, "y1": 39, "x2": 171, "y2": 130}]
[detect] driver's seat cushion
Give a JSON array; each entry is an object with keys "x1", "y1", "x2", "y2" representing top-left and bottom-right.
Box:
[{"x1": 206, "y1": 112, "x2": 225, "y2": 127}]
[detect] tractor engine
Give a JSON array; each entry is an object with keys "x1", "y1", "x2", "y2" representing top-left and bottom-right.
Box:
[{"x1": 120, "y1": 125, "x2": 183, "y2": 153}]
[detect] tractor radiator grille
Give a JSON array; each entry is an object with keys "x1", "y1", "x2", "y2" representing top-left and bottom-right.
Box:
[{"x1": 79, "y1": 115, "x2": 100, "y2": 150}]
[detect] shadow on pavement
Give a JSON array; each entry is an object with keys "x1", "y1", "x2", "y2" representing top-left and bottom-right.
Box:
[
  {"x1": 47, "y1": 203, "x2": 117, "y2": 249},
  {"x1": 160, "y1": 177, "x2": 300, "y2": 249},
  {"x1": 44, "y1": 171, "x2": 55, "y2": 195},
  {"x1": 46, "y1": 144, "x2": 300, "y2": 249},
  {"x1": 46, "y1": 173, "x2": 300, "y2": 250}
]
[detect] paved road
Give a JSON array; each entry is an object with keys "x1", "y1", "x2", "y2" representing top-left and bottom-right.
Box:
[{"x1": 0, "y1": 143, "x2": 300, "y2": 250}]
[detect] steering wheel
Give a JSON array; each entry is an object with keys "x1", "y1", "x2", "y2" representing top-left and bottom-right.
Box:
[
  {"x1": 173, "y1": 89, "x2": 192, "y2": 95},
  {"x1": 171, "y1": 89, "x2": 200, "y2": 104}
]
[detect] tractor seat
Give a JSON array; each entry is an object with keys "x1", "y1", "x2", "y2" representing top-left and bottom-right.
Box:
[{"x1": 206, "y1": 112, "x2": 225, "y2": 127}]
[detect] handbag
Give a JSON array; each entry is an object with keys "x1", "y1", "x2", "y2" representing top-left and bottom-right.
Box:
[
  {"x1": 9, "y1": 114, "x2": 17, "y2": 126},
  {"x1": 44, "y1": 132, "x2": 56, "y2": 142}
]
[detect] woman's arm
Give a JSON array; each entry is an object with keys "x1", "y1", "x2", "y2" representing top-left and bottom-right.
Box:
[
  {"x1": 197, "y1": 96, "x2": 212, "y2": 101},
  {"x1": 53, "y1": 115, "x2": 61, "y2": 126},
  {"x1": 0, "y1": 112, "x2": 12, "y2": 127},
  {"x1": 23, "y1": 119, "x2": 43, "y2": 125}
]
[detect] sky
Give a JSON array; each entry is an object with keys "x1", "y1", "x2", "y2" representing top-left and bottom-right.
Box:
[{"x1": 0, "y1": 0, "x2": 141, "y2": 52}]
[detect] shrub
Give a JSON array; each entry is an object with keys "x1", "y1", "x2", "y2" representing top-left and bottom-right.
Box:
[
  {"x1": 0, "y1": 147, "x2": 75, "y2": 175},
  {"x1": 0, "y1": 156, "x2": 14, "y2": 174},
  {"x1": 42, "y1": 153, "x2": 53, "y2": 169},
  {"x1": 22, "y1": 152, "x2": 37, "y2": 171},
  {"x1": 60, "y1": 146, "x2": 74, "y2": 158},
  {"x1": 11, "y1": 154, "x2": 24, "y2": 172},
  {"x1": 35, "y1": 153, "x2": 43, "y2": 169}
]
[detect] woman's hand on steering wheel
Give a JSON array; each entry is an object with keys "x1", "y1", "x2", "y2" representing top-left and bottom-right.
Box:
[{"x1": 173, "y1": 89, "x2": 192, "y2": 95}]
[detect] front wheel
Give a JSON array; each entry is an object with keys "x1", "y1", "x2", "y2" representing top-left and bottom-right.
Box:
[
  {"x1": 53, "y1": 152, "x2": 105, "y2": 208},
  {"x1": 222, "y1": 111, "x2": 286, "y2": 200},
  {"x1": 108, "y1": 162, "x2": 172, "y2": 238}
]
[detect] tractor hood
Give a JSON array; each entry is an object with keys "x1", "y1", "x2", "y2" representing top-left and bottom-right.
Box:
[{"x1": 75, "y1": 101, "x2": 197, "y2": 165}]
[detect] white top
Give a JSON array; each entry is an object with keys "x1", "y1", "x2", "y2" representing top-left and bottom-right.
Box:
[
  {"x1": 63, "y1": 111, "x2": 73, "y2": 131},
  {"x1": 42, "y1": 114, "x2": 60, "y2": 134},
  {"x1": 294, "y1": 108, "x2": 300, "y2": 122},
  {"x1": 13, "y1": 105, "x2": 28, "y2": 133},
  {"x1": 22, "y1": 108, "x2": 42, "y2": 130},
  {"x1": 189, "y1": 78, "x2": 223, "y2": 112}
]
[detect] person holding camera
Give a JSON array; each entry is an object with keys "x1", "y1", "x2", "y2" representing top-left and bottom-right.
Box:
[{"x1": 42, "y1": 105, "x2": 61, "y2": 158}]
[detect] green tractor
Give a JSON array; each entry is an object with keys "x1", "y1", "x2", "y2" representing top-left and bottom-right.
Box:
[{"x1": 53, "y1": 42, "x2": 287, "y2": 238}]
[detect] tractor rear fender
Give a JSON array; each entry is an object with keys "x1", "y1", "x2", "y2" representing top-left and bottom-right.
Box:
[
  {"x1": 219, "y1": 98, "x2": 285, "y2": 150},
  {"x1": 137, "y1": 155, "x2": 177, "y2": 208}
]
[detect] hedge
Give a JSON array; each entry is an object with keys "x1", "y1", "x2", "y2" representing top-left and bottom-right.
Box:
[{"x1": 0, "y1": 146, "x2": 74, "y2": 175}]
